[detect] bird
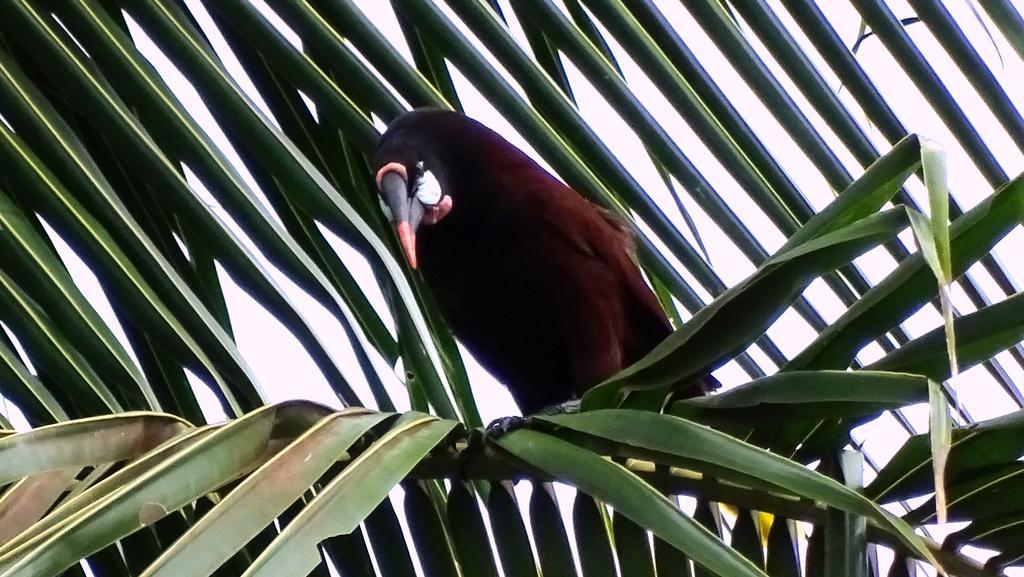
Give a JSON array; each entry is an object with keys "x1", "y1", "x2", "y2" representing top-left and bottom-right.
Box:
[{"x1": 372, "y1": 109, "x2": 708, "y2": 418}]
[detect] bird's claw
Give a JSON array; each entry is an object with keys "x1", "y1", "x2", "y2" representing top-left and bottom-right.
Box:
[
  {"x1": 485, "y1": 416, "x2": 529, "y2": 439},
  {"x1": 480, "y1": 400, "x2": 581, "y2": 441},
  {"x1": 536, "y1": 399, "x2": 581, "y2": 415}
]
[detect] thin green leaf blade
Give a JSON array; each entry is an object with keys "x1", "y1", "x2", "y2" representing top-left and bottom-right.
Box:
[
  {"x1": 486, "y1": 481, "x2": 539, "y2": 577},
  {"x1": 241, "y1": 416, "x2": 456, "y2": 577},
  {"x1": 140, "y1": 410, "x2": 389, "y2": 577},
  {"x1": 447, "y1": 481, "x2": 500, "y2": 577},
  {"x1": 613, "y1": 512, "x2": 656, "y2": 577},
  {"x1": 496, "y1": 429, "x2": 770, "y2": 577},
  {"x1": 572, "y1": 493, "x2": 615, "y2": 577},
  {"x1": 929, "y1": 380, "x2": 953, "y2": 525},
  {"x1": 0, "y1": 413, "x2": 188, "y2": 486},
  {"x1": 529, "y1": 482, "x2": 577, "y2": 577},
  {"x1": 584, "y1": 207, "x2": 910, "y2": 409},
  {"x1": 535, "y1": 411, "x2": 939, "y2": 568}
]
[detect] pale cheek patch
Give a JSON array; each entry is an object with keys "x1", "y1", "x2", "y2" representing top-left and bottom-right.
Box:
[{"x1": 414, "y1": 169, "x2": 443, "y2": 206}]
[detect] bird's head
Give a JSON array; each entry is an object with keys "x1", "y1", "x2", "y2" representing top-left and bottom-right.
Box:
[{"x1": 372, "y1": 112, "x2": 456, "y2": 269}]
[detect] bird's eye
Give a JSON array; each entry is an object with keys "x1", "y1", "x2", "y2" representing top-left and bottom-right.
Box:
[
  {"x1": 414, "y1": 169, "x2": 443, "y2": 206},
  {"x1": 378, "y1": 196, "x2": 393, "y2": 221}
]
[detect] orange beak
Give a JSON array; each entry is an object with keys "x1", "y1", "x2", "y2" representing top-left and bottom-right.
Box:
[{"x1": 396, "y1": 220, "x2": 418, "y2": 269}]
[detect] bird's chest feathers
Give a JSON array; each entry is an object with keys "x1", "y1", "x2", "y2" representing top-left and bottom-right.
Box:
[
  {"x1": 417, "y1": 215, "x2": 578, "y2": 328},
  {"x1": 420, "y1": 216, "x2": 536, "y2": 282}
]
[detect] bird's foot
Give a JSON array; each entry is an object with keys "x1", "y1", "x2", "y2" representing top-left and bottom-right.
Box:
[
  {"x1": 485, "y1": 415, "x2": 529, "y2": 439},
  {"x1": 481, "y1": 401, "x2": 582, "y2": 440},
  {"x1": 535, "y1": 399, "x2": 581, "y2": 416}
]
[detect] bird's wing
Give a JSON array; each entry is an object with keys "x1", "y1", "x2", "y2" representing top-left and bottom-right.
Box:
[
  {"x1": 543, "y1": 200, "x2": 724, "y2": 397},
  {"x1": 537, "y1": 193, "x2": 674, "y2": 357}
]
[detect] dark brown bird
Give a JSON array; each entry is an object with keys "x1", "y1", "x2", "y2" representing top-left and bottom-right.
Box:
[{"x1": 372, "y1": 109, "x2": 678, "y2": 416}]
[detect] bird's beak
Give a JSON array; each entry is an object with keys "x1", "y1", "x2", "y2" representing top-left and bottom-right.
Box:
[{"x1": 379, "y1": 170, "x2": 424, "y2": 269}]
